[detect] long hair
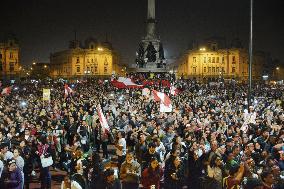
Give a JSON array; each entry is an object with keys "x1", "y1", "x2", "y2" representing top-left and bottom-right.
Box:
[{"x1": 148, "y1": 157, "x2": 160, "y2": 177}]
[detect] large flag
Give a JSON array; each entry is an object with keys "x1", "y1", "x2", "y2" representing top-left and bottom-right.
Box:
[
  {"x1": 64, "y1": 84, "x2": 73, "y2": 98},
  {"x1": 152, "y1": 90, "x2": 172, "y2": 112},
  {"x1": 111, "y1": 77, "x2": 143, "y2": 89},
  {"x1": 152, "y1": 90, "x2": 171, "y2": 106},
  {"x1": 96, "y1": 104, "x2": 110, "y2": 132},
  {"x1": 170, "y1": 86, "x2": 180, "y2": 96},
  {"x1": 1, "y1": 86, "x2": 11, "y2": 95}
]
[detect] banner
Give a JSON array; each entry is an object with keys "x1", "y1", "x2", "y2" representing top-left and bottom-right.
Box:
[{"x1": 43, "y1": 89, "x2": 51, "y2": 101}]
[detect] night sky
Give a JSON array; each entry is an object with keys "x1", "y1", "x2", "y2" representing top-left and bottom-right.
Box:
[{"x1": 1, "y1": 0, "x2": 284, "y2": 66}]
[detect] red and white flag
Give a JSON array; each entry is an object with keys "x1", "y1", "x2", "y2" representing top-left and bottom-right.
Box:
[
  {"x1": 64, "y1": 84, "x2": 73, "y2": 98},
  {"x1": 170, "y1": 86, "x2": 180, "y2": 96},
  {"x1": 152, "y1": 90, "x2": 172, "y2": 112},
  {"x1": 96, "y1": 105, "x2": 110, "y2": 132},
  {"x1": 111, "y1": 77, "x2": 143, "y2": 89},
  {"x1": 1, "y1": 86, "x2": 11, "y2": 95}
]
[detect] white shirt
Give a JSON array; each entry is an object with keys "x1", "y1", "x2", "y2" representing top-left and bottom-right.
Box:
[
  {"x1": 4, "y1": 151, "x2": 14, "y2": 161},
  {"x1": 116, "y1": 138, "x2": 126, "y2": 157},
  {"x1": 0, "y1": 160, "x2": 3, "y2": 178}
]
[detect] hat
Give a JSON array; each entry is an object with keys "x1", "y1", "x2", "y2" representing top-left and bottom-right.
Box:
[
  {"x1": 104, "y1": 168, "x2": 114, "y2": 177},
  {"x1": 148, "y1": 142, "x2": 156, "y2": 148}
]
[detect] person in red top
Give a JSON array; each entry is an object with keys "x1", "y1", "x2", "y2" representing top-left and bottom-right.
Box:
[
  {"x1": 261, "y1": 170, "x2": 275, "y2": 189},
  {"x1": 141, "y1": 157, "x2": 163, "y2": 189},
  {"x1": 223, "y1": 163, "x2": 245, "y2": 189}
]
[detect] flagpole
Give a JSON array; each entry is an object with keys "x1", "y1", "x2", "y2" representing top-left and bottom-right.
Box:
[{"x1": 248, "y1": 0, "x2": 253, "y2": 108}]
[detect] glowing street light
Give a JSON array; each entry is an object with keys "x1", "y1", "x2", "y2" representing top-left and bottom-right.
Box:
[
  {"x1": 276, "y1": 67, "x2": 280, "y2": 70},
  {"x1": 44, "y1": 65, "x2": 47, "y2": 68},
  {"x1": 97, "y1": 47, "x2": 104, "y2": 51},
  {"x1": 33, "y1": 62, "x2": 36, "y2": 65},
  {"x1": 199, "y1": 48, "x2": 206, "y2": 51}
]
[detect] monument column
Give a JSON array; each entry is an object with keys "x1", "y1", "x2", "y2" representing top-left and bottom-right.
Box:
[
  {"x1": 146, "y1": 0, "x2": 156, "y2": 39},
  {"x1": 147, "y1": 0, "x2": 155, "y2": 19}
]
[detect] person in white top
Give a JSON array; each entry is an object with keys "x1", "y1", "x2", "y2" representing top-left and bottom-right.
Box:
[
  {"x1": 0, "y1": 143, "x2": 14, "y2": 161},
  {"x1": 115, "y1": 131, "x2": 127, "y2": 169}
]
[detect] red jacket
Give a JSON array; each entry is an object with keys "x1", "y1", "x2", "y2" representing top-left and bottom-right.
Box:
[{"x1": 141, "y1": 167, "x2": 163, "y2": 189}]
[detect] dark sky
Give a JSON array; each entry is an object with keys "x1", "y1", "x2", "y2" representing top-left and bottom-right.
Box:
[{"x1": 1, "y1": 0, "x2": 284, "y2": 66}]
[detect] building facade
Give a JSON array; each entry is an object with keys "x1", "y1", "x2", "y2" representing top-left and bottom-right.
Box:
[
  {"x1": 175, "y1": 42, "x2": 265, "y2": 81},
  {"x1": 0, "y1": 38, "x2": 21, "y2": 77},
  {"x1": 50, "y1": 38, "x2": 125, "y2": 78}
]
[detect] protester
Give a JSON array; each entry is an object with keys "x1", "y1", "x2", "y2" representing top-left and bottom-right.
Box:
[
  {"x1": 0, "y1": 74, "x2": 283, "y2": 189},
  {"x1": 120, "y1": 152, "x2": 141, "y2": 189}
]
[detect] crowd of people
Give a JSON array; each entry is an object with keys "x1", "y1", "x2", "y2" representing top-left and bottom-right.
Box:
[{"x1": 0, "y1": 73, "x2": 283, "y2": 189}]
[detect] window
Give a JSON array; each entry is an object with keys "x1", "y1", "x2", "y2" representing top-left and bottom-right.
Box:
[
  {"x1": 232, "y1": 56, "x2": 236, "y2": 63},
  {"x1": 216, "y1": 57, "x2": 219, "y2": 63},
  {"x1": 193, "y1": 67, "x2": 196, "y2": 74},
  {"x1": 76, "y1": 57, "x2": 80, "y2": 63},
  {"x1": 232, "y1": 67, "x2": 235, "y2": 73},
  {"x1": 104, "y1": 67, "x2": 107, "y2": 73},
  {"x1": 87, "y1": 67, "x2": 90, "y2": 71},
  {"x1": 212, "y1": 57, "x2": 215, "y2": 63},
  {"x1": 9, "y1": 63, "x2": 14, "y2": 71},
  {"x1": 0, "y1": 54, "x2": 2, "y2": 59},
  {"x1": 204, "y1": 67, "x2": 206, "y2": 73},
  {"x1": 193, "y1": 57, "x2": 196, "y2": 63},
  {"x1": 222, "y1": 57, "x2": 225, "y2": 63},
  {"x1": 222, "y1": 67, "x2": 225, "y2": 73},
  {"x1": 91, "y1": 67, "x2": 93, "y2": 72},
  {"x1": 10, "y1": 52, "x2": 13, "y2": 58},
  {"x1": 90, "y1": 45, "x2": 94, "y2": 49},
  {"x1": 77, "y1": 67, "x2": 80, "y2": 72},
  {"x1": 208, "y1": 67, "x2": 211, "y2": 73},
  {"x1": 94, "y1": 66, "x2": 98, "y2": 72},
  {"x1": 87, "y1": 59, "x2": 90, "y2": 63},
  {"x1": 92, "y1": 59, "x2": 94, "y2": 63},
  {"x1": 216, "y1": 67, "x2": 219, "y2": 73},
  {"x1": 212, "y1": 67, "x2": 215, "y2": 73},
  {"x1": 0, "y1": 62, "x2": 2, "y2": 71},
  {"x1": 104, "y1": 58, "x2": 108, "y2": 66},
  {"x1": 204, "y1": 57, "x2": 206, "y2": 63},
  {"x1": 208, "y1": 57, "x2": 211, "y2": 63}
]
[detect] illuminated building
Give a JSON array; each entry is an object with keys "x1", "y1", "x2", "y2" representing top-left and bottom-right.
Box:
[
  {"x1": 175, "y1": 40, "x2": 265, "y2": 81},
  {"x1": 50, "y1": 38, "x2": 125, "y2": 78},
  {"x1": 0, "y1": 37, "x2": 21, "y2": 78}
]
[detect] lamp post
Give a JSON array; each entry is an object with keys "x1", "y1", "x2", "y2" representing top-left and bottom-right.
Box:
[{"x1": 248, "y1": 0, "x2": 253, "y2": 108}]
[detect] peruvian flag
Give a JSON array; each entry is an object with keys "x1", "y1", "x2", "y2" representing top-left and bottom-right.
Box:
[
  {"x1": 64, "y1": 84, "x2": 73, "y2": 98},
  {"x1": 1, "y1": 86, "x2": 12, "y2": 95},
  {"x1": 152, "y1": 90, "x2": 172, "y2": 112},
  {"x1": 111, "y1": 77, "x2": 143, "y2": 89},
  {"x1": 96, "y1": 104, "x2": 110, "y2": 132},
  {"x1": 170, "y1": 86, "x2": 180, "y2": 96}
]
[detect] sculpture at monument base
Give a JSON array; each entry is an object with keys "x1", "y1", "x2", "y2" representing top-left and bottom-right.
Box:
[{"x1": 146, "y1": 42, "x2": 157, "y2": 63}]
